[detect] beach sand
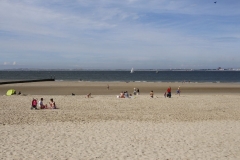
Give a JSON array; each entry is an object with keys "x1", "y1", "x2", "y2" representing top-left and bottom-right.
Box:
[{"x1": 1, "y1": 82, "x2": 240, "y2": 159}]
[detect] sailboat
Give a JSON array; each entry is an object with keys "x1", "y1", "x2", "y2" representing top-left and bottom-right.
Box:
[{"x1": 130, "y1": 68, "x2": 134, "y2": 73}]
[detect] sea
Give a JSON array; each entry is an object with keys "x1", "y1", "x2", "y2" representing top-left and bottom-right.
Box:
[{"x1": 1, "y1": 71, "x2": 240, "y2": 83}]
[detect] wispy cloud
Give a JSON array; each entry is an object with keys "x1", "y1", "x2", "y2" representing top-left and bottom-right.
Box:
[{"x1": 0, "y1": 0, "x2": 240, "y2": 69}]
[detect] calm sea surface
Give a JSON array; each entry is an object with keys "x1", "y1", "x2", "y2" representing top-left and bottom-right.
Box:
[{"x1": 0, "y1": 71, "x2": 240, "y2": 83}]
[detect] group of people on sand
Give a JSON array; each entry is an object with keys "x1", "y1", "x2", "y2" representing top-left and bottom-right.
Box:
[
  {"x1": 133, "y1": 88, "x2": 140, "y2": 95},
  {"x1": 151, "y1": 86, "x2": 181, "y2": 98},
  {"x1": 31, "y1": 98, "x2": 57, "y2": 110},
  {"x1": 116, "y1": 86, "x2": 180, "y2": 99},
  {"x1": 118, "y1": 91, "x2": 131, "y2": 98},
  {"x1": 117, "y1": 87, "x2": 141, "y2": 98}
]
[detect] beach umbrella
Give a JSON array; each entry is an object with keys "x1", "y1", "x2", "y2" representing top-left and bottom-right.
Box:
[{"x1": 6, "y1": 89, "x2": 16, "y2": 96}]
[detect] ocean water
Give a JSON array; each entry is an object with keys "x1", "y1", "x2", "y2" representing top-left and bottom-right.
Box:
[{"x1": 1, "y1": 71, "x2": 240, "y2": 83}]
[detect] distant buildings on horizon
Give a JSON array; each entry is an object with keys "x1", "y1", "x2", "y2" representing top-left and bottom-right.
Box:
[{"x1": 1, "y1": 67, "x2": 240, "y2": 71}]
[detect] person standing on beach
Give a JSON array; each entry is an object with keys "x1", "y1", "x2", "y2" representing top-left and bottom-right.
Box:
[
  {"x1": 107, "y1": 84, "x2": 109, "y2": 90},
  {"x1": 176, "y1": 87, "x2": 181, "y2": 96},
  {"x1": 150, "y1": 91, "x2": 154, "y2": 98},
  {"x1": 167, "y1": 87, "x2": 171, "y2": 98},
  {"x1": 137, "y1": 88, "x2": 140, "y2": 95},
  {"x1": 133, "y1": 88, "x2": 137, "y2": 95}
]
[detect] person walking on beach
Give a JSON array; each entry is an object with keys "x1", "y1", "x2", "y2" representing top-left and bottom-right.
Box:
[{"x1": 150, "y1": 91, "x2": 154, "y2": 98}]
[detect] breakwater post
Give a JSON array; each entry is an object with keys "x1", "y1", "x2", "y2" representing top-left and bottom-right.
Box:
[{"x1": 0, "y1": 78, "x2": 55, "y2": 85}]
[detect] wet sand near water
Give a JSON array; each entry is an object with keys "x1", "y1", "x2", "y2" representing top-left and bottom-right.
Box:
[{"x1": 0, "y1": 81, "x2": 240, "y2": 95}]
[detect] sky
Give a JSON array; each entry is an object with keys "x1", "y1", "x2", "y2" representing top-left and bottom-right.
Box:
[{"x1": 0, "y1": 0, "x2": 240, "y2": 70}]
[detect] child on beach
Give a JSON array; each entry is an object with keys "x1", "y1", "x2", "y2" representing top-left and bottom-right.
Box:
[{"x1": 164, "y1": 92, "x2": 166, "y2": 98}]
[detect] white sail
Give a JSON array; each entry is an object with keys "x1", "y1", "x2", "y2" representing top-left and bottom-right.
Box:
[{"x1": 130, "y1": 68, "x2": 134, "y2": 73}]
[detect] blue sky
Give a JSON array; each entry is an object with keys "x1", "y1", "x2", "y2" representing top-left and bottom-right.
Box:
[{"x1": 0, "y1": 0, "x2": 240, "y2": 70}]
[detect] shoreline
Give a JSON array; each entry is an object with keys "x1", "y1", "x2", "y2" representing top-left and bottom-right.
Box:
[{"x1": 2, "y1": 79, "x2": 240, "y2": 83}]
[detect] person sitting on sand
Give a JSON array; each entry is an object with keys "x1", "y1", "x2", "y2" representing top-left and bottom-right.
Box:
[
  {"x1": 120, "y1": 91, "x2": 125, "y2": 98},
  {"x1": 124, "y1": 91, "x2": 129, "y2": 98},
  {"x1": 31, "y1": 98, "x2": 38, "y2": 110},
  {"x1": 39, "y1": 98, "x2": 48, "y2": 109},
  {"x1": 150, "y1": 91, "x2": 154, "y2": 98},
  {"x1": 86, "y1": 93, "x2": 91, "y2": 98},
  {"x1": 49, "y1": 98, "x2": 57, "y2": 109}
]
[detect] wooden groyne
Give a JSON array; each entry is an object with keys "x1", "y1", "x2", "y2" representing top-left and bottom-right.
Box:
[{"x1": 0, "y1": 78, "x2": 55, "y2": 85}]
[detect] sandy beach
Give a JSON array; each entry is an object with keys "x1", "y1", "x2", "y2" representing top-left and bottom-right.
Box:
[{"x1": 1, "y1": 81, "x2": 240, "y2": 159}]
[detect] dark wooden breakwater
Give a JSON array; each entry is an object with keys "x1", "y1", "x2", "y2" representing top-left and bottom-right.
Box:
[{"x1": 0, "y1": 78, "x2": 55, "y2": 85}]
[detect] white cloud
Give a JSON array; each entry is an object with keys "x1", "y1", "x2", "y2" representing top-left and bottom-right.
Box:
[{"x1": 0, "y1": 0, "x2": 240, "y2": 69}]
